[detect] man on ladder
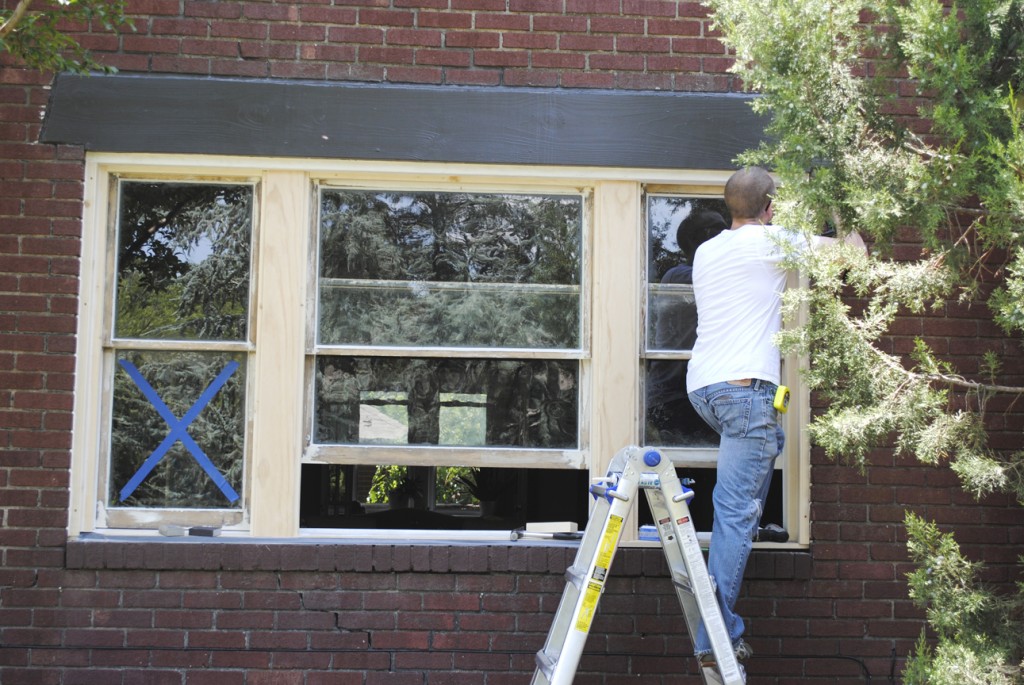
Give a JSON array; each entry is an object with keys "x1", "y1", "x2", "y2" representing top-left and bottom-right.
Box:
[
  {"x1": 532, "y1": 168, "x2": 866, "y2": 685},
  {"x1": 686, "y1": 167, "x2": 866, "y2": 672}
]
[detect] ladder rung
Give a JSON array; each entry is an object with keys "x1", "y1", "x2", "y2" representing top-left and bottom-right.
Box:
[
  {"x1": 700, "y1": 663, "x2": 728, "y2": 685},
  {"x1": 589, "y1": 483, "x2": 631, "y2": 502},
  {"x1": 535, "y1": 650, "x2": 557, "y2": 679},
  {"x1": 672, "y1": 490, "x2": 695, "y2": 503},
  {"x1": 671, "y1": 569, "x2": 693, "y2": 594},
  {"x1": 565, "y1": 565, "x2": 586, "y2": 588}
]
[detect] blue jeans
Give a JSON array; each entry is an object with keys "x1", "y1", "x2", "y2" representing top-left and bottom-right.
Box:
[{"x1": 688, "y1": 380, "x2": 784, "y2": 656}]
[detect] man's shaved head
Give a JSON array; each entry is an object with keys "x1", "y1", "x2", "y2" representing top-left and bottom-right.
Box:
[{"x1": 724, "y1": 167, "x2": 775, "y2": 221}]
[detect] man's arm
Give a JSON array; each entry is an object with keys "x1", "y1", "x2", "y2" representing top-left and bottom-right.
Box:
[
  {"x1": 777, "y1": 218, "x2": 868, "y2": 256},
  {"x1": 818, "y1": 213, "x2": 867, "y2": 254},
  {"x1": 840, "y1": 230, "x2": 867, "y2": 253}
]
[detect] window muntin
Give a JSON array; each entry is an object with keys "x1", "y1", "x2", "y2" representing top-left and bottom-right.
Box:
[
  {"x1": 317, "y1": 189, "x2": 582, "y2": 349},
  {"x1": 105, "y1": 180, "x2": 254, "y2": 517}
]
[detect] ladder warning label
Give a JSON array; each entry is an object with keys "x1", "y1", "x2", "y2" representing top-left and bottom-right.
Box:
[
  {"x1": 575, "y1": 582, "x2": 603, "y2": 633},
  {"x1": 593, "y1": 514, "x2": 622, "y2": 580}
]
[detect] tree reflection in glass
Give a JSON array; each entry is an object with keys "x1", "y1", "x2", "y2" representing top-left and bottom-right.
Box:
[
  {"x1": 315, "y1": 357, "x2": 578, "y2": 449},
  {"x1": 111, "y1": 350, "x2": 246, "y2": 509},
  {"x1": 115, "y1": 182, "x2": 252, "y2": 341},
  {"x1": 317, "y1": 190, "x2": 582, "y2": 349}
]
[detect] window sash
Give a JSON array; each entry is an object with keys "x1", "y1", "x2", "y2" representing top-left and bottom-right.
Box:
[
  {"x1": 305, "y1": 181, "x2": 593, "y2": 472},
  {"x1": 311, "y1": 356, "x2": 579, "y2": 450},
  {"x1": 111, "y1": 179, "x2": 257, "y2": 344},
  {"x1": 640, "y1": 191, "x2": 810, "y2": 544},
  {"x1": 95, "y1": 178, "x2": 259, "y2": 528}
]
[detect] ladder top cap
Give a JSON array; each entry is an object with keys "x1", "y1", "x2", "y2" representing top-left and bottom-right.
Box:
[{"x1": 643, "y1": 450, "x2": 662, "y2": 467}]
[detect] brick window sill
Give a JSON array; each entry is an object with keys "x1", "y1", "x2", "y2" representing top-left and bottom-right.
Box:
[{"x1": 66, "y1": 534, "x2": 811, "y2": 580}]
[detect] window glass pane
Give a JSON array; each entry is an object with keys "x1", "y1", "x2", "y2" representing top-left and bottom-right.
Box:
[
  {"x1": 110, "y1": 350, "x2": 246, "y2": 509},
  {"x1": 115, "y1": 181, "x2": 253, "y2": 341},
  {"x1": 439, "y1": 393, "x2": 487, "y2": 446},
  {"x1": 645, "y1": 359, "x2": 720, "y2": 447},
  {"x1": 317, "y1": 190, "x2": 582, "y2": 348},
  {"x1": 315, "y1": 357, "x2": 578, "y2": 448},
  {"x1": 644, "y1": 196, "x2": 730, "y2": 447},
  {"x1": 359, "y1": 391, "x2": 409, "y2": 444}
]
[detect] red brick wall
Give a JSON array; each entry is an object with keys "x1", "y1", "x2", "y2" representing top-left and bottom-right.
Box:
[
  {"x1": 1, "y1": 1, "x2": 1022, "y2": 683},
  {"x1": 77, "y1": 0, "x2": 735, "y2": 91}
]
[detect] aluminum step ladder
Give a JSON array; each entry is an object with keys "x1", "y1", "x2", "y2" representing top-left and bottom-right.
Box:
[{"x1": 531, "y1": 445, "x2": 745, "y2": 685}]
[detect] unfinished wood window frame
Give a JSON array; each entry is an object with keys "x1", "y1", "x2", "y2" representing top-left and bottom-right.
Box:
[
  {"x1": 70, "y1": 155, "x2": 809, "y2": 543},
  {"x1": 71, "y1": 161, "x2": 271, "y2": 535}
]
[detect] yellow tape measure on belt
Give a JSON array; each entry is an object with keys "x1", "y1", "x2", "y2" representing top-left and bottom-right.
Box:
[{"x1": 774, "y1": 385, "x2": 790, "y2": 413}]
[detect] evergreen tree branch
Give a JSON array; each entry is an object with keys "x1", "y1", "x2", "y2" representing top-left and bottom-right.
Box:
[
  {"x1": 0, "y1": 0, "x2": 34, "y2": 41},
  {"x1": 705, "y1": 0, "x2": 1024, "y2": 678},
  {"x1": 1, "y1": 0, "x2": 132, "y2": 73}
]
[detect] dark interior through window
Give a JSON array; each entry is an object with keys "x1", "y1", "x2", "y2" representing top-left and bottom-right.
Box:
[
  {"x1": 299, "y1": 465, "x2": 781, "y2": 535},
  {"x1": 299, "y1": 464, "x2": 590, "y2": 531},
  {"x1": 635, "y1": 467, "x2": 784, "y2": 534}
]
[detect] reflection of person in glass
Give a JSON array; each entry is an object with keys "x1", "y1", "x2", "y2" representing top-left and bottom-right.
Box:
[{"x1": 646, "y1": 210, "x2": 728, "y2": 444}]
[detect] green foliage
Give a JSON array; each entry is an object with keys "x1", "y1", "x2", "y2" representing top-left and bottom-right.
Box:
[
  {"x1": 0, "y1": 0, "x2": 132, "y2": 73},
  {"x1": 435, "y1": 466, "x2": 475, "y2": 506},
  {"x1": 705, "y1": 0, "x2": 1024, "y2": 680},
  {"x1": 366, "y1": 465, "x2": 480, "y2": 507},
  {"x1": 992, "y1": 246, "x2": 1024, "y2": 333},
  {"x1": 367, "y1": 465, "x2": 409, "y2": 504},
  {"x1": 708, "y1": 0, "x2": 1024, "y2": 497},
  {"x1": 903, "y1": 513, "x2": 1023, "y2": 684}
]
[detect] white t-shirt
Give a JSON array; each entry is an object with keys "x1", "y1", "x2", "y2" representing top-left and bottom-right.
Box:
[{"x1": 686, "y1": 223, "x2": 812, "y2": 393}]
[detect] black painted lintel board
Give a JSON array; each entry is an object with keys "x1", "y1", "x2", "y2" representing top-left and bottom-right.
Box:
[{"x1": 41, "y1": 73, "x2": 764, "y2": 170}]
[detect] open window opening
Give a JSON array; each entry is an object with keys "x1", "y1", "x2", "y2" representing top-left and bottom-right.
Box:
[
  {"x1": 299, "y1": 464, "x2": 589, "y2": 531},
  {"x1": 635, "y1": 467, "x2": 785, "y2": 534}
]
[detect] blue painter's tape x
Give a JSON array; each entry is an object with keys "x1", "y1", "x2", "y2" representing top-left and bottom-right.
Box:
[{"x1": 117, "y1": 359, "x2": 241, "y2": 503}]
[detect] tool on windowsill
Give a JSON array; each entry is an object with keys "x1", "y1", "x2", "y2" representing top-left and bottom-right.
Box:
[
  {"x1": 511, "y1": 522, "x2": 582, "y2": 541},
  {"x1": 755, "y1": 523, "x2": 789, "y2": 543}
]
